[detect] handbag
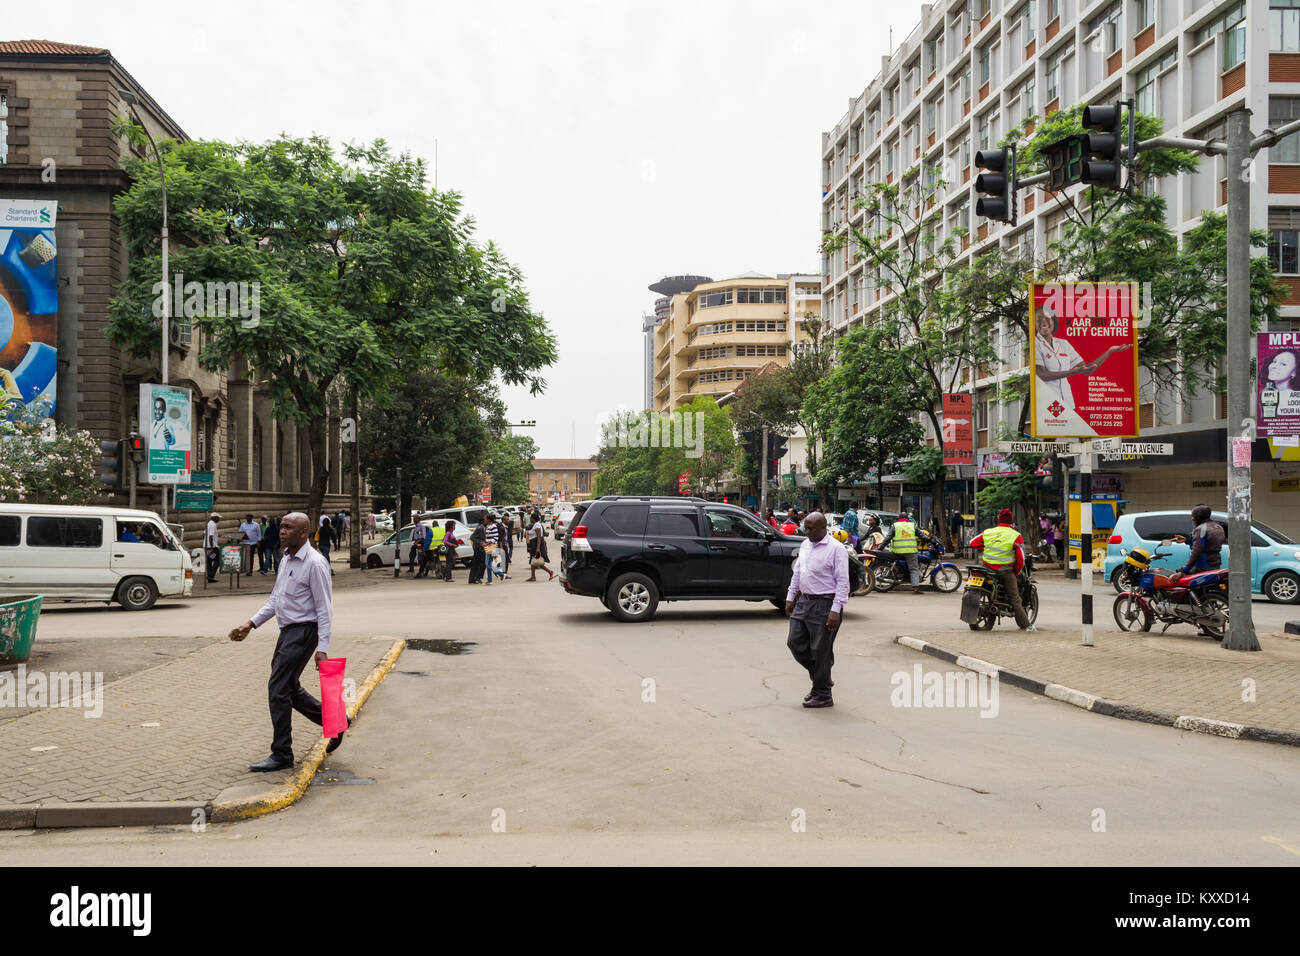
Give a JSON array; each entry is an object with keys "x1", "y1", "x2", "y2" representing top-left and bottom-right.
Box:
[
  {"x1": 530, "y1": 555, "x2": 546, "y2": 569},
  {"x1": 484, "y1": 542, "x2": 498, "y2": 555}
]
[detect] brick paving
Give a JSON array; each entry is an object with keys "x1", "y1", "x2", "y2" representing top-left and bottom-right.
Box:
[
  {"x1": 0, "y1": 634, "x2": 393, "y2": 804},
  {"x1": 904, "y1": 626, "x2": 1300, "y2": 733}
]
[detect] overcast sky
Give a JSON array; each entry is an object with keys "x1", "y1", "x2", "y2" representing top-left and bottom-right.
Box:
[{"x1": 11, "y1": 0, "x2": 926, "y2": 458}]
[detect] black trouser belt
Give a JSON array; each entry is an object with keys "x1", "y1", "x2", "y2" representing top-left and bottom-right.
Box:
[{"x1": 800, "y1": 593, "x2": 834, "y2": 600}]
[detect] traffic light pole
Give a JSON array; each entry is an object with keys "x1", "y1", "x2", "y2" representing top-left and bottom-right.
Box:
[{"x1": 760, "y1": 426, "x2": 769, "y2": 517}]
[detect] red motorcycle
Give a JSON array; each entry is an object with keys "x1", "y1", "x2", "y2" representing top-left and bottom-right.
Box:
[{"x1": 1112, "y1": 545, "x2": 1229, "y2": 639}]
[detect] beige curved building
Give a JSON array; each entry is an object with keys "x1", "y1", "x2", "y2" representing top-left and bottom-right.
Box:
[{"x1": 651, "y1": 272, "x2": 821, "y2": 413}]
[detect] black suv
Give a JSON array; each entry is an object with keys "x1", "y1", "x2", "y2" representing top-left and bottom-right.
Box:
[{"x1": 559, "y1": 496, "x2": 863, "y2": 622}]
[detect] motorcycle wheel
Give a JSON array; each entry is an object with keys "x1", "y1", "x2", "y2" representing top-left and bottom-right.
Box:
[
  {"x1": 971, "y1": 610, "x2": 996, "y2": 630},
  {"x1": 931, "y1": 566, "x2": 962, "y2": 594},
  {"x1": 1025, "y1": 586, "x2": 1040, "y2": 625},
  {"x1": 852, "y1": 565, "x2": 875, "y2": 597},
  {"x1": 1112, "y1": 593, "x2": 1152, "y2": 632},
  {"x1": 874, "y1": 565, "x2": 898, "y2": 592},
  {"x1": 1112, "y1": 566, "x2": 1137, "y2": 593},
  {"x1": 1200, "y1": 594, "x2": 1229, "y2": 640}
]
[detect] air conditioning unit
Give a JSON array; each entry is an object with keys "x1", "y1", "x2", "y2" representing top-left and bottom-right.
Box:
[{"x1": 169, "y1": 321, "x2": 190, "y2": 348}]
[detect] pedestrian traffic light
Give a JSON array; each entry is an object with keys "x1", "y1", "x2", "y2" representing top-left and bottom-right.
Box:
[
  {"x1": 1080, "y1": 103, "x2": 1123, "y2": 189},
  {"x1": 974, "y1": 145, "x2": 1017, "y2": 225},
  {"x1": 127, "y1": 433, "x2": 145, "y2": 463},
  {"x1": 99, "y1": 439, "x2": 125, "y2": 488}
]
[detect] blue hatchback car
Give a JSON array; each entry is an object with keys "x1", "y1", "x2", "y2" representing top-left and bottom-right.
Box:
[{"x1": 1104, "y1": 510, "x2": 1300, "y2": 603}]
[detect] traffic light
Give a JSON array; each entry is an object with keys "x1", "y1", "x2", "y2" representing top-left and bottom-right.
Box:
[
  {"x1": 127, "y1": 433, "x2": 145, "y2": 463},
  {"x1": 1044, "y1": 135, "x2": 1085, "y2": 191},
  {"x1": 769, "y1": 433, "x2": 789, "y2": 478},
  {"x1": 99, "y1": 439, "x2": 125, "y2": 488},
  {"x1": 740, "y1": 429, "x2": 761, "y2": 458},
  {"x1": 974, "y1": 145, "x2": 1017, "y2": 225},
  {"x1": 1080, "y1": 103, "x2": 1123, "y2": 189}
]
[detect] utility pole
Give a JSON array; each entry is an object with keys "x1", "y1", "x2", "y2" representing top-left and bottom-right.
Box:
[
  {"x1": 393, "y1": 465, "x2": 402, "y2": 578},
  {"x1": 1224, "y1": 109, "x2": 1260, "y2": 651},
  {"x1": 760, "y1": 426, "x2": 769, "y2": 517},
  {"x1": 349, "y1": 392, "x2": 362, "y2": 570}
]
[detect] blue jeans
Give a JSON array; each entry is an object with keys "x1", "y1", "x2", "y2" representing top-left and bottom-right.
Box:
[{"x1": 485, "y1": 551, "x2": 506, "y2": 582}]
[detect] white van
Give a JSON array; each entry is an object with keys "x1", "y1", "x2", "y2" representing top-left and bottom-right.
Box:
[{"x1": 0, "y1": 503, "x2": 194, "y2": 610}]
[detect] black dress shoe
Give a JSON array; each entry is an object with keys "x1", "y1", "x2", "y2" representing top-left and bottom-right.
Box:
[
  {"x1": 326, "y1": 716, "x2": 352, "y2": 754},
  {"x1": 249, "y1": 756, "x2": 293, "y2": 772},
  {"x1": 802, "y1": 696, "x2": 834, "y2": 709}
]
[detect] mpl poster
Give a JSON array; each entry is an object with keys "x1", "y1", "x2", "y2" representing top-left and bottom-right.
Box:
[
  {"x1": 1030, "y1": 282, "x2": 1139, "y2": 439},
  {"x1": 941, "y1": 393, "x2": 974, "y2": 466},
  {"x1": 0, "y1": 199, "x2": 58, "y2": 420},
  {"x1": 1258, "y1": 332, "x2": 1300, "y2": 438},
  {"x1": 139, "y1": 383, "x2": 193, "y2": 484}
]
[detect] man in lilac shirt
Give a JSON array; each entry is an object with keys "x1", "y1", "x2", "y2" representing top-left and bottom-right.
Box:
[
  {"x1": 230, "y1": 512, "x2": 345, "y2": 771},
  {"x1": 785, "y1": 511, "x2": 849, "y2": 709}
]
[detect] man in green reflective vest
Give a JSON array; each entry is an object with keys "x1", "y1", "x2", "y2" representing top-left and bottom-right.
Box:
[
  {"x1": 970, "y1": 508, "x2": 1033, "y2": 630},
  {"x1": 884, "y1": 511, "x2": 922, "y2": 594}
]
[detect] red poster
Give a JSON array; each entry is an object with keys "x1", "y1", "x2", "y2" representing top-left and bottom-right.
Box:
[
  {"x1": 677, "y1": 470, "x2": 690, "y2": 493},
  {"x1": 1030, "y1": 282, "x2": 1139, "y2": 439},
  {"x1": 942, "y1": 393, "x2": 974, "y2": 465}
]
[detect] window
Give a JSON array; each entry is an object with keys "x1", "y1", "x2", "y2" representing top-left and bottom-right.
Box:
[
  {"x1": 1273, "y1": 0, "x2": 1300, "y2": 52},
  {"x1": 925, "y1": 36, "x2": 939, "y2": 73},
  {"x1": 1022, "y1": 76, "x2": 1036, "y2": 115},
  {"x1": 978, "y1": 45, "x2": 991, "y2": 85},
  {"x1": 697, "y1": 345, "x2": 732, "y2": 360},
  {"x1": 1133, "y1": 515, "x2": 1193, "y2": 542},
  {"x1": 1270, "y1": 98, "x2": 1300, "y2": 164},
  {"x1": 1195, "y1": 2, "x2": 1246, "y2": 69},
  {"x1": 1134, "y1": 0, "x2": 1155, "y2": 32},
  {"x1": 116, "y1": 520, "x2": 174, "y2": 549},
  {"x1": 697, "y1": 321, "x2": 733, "y2": 336},
  {"x1": 1045, "y1": 51, "x2": 1061, "y2": 103},
  {"x1": 697, "y1": 289, "x2": 733, "y2": 309},
  {"x1": 648, "y1": 511, "x2": 699, "y2": 537},
  {"x1": 736, "y1": 287, "x2": 787, "y2": 304},
  {"x1": 1047, "y1": 0, "x2": 1060, "y2": 21},
  {"x1": 1019, "y1": 0, "x2": 1037, "y2": 35},
  {"x1": 1269, "y1": 229, "x2": 1298, "y2": 273},
  {"x1": 705, "y1": 509, "x2": 766, "y2": 539},
  {"x1": 960, "y1": 69, "x2": 972, "y2": 103},
  {"x1": 26, "y1": 517, "x2": 103, "y2": 548},
  {"x1": 1135, "y1": 49, "x2": 1176, "y2": 115},
  {"x1": 1091, "y1": 5, "x2": 1123, "y2": 55},
  {"x1": 0, "y1": 515, "x2": 18, "y2": 547},
  {"x1": 970, "y1": 0, "x2": 990, "y2": 19}
]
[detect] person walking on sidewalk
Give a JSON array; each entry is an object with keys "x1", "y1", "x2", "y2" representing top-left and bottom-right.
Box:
[
  {"x1": 884, "y1": 510, "x2": 922, "y2": 593},
  {"x1": 441, "y1": 520, "x2": 461, "y2": 581},
  {"x1": 785, "y1": 512, "x2": 849, "y2": 709},
  {"x1": 264, "y1": 516, "x2": 282, "y2": 574},
  {"x1": 205, "y1": 512, "x2": 221, "y2": 583},
  {"x1": 526, "y1": 510, "x2": 556, "y2": 581},
  {"x1": 229, "y1": 512, "x2": 347, "y2": 772},
  {"x1": 970, "y1": 508, "x2": 1034, "y2": 631},
  {"x1": 240, "y1": 514, "x2": 263, "y2": 575},
  {"x1": 468, "y1": 515, "x2": 488, "y2": 583},
  {"x1": 316, "y1": 514, "x2": 336, "y2": 576},
  {"x1": 483, "y1": 512, "x2": 506, "y2": 584}
]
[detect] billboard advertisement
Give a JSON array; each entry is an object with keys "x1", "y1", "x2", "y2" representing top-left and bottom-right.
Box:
[
  {"x1": 1257, "y1": 331, "x2": 1300, "y2": 438},
  {"x1": 941, "y1": 393, "x2": 974, "y2": 466},
  {"x1": 139, "y1": 384, "x2": 193, "y2": 484},
  {"x1": 0, "y1": 199, "x2": 58, "y2": 420},
  {"x1": 1030, "y1": 282, "x2": 1139, "y2": 439}
]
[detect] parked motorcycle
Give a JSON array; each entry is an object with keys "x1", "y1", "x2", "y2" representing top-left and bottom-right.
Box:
[
  {"x1": 847, "y1": 543, "x2": 874, "y2": 596},
  {"x1": 959, "y1": 558, "x2": 1040, "y2": 630},
  {"x1": 1112, "y1": 544, "x2": 1229, "y2": 639},
  {"x1": 863, "y1": 537, "x2": 962, "y2": 593}
]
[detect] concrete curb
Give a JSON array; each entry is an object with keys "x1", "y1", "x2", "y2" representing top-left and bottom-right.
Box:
[
  {"x1": 0, "y1": 639, "x2": 406, "y2": 830},
  {"x1": 211, "y1": 638, "x2": 405, "y2": 823},
  {"x1": 894, "y1": 634, "x2": 1300, "y2": 749}
]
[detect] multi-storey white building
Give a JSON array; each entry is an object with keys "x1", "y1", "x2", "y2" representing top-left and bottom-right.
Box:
[{"x1": 821, "y1": 0, "x2": 1300, "y2": 531}]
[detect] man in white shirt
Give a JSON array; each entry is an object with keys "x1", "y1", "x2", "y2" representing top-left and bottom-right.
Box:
[
  {"x1": 230, "y1": 513, "x2": 346, "y2": 772},
  {"x1": 204, "y1": 512, "x2": 221, "y2": 583}
]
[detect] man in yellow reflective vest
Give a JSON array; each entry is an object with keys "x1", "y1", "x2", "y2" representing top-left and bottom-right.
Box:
[
  {"x1": 970, "y1": 508, "x2": 1034, "y2": 630},
  {"x1": 884, "y1": 511, "x2": 922, "y2": 594}
]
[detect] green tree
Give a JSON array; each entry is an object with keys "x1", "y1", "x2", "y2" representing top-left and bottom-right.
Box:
[
  {"x1": 655, "y1": 396, "x2": 738, "y2": 495},
  {"x1": 592, "y1": 410, "x2": 664, "y2": 496},
  {"x1": 106, "y1": 134, "x2": 557, "y2": 524},
  {"x1": 0, "y1": 395, "x2": 101, "y2": 505},
  {"x1": 484, "y1": 434, "x2": 538, "y2": 505},
  {"x1": 359, "y1": 368, "x2": 504, "y2": 516},
  {"x1": 808, "y1": 325, "x2": 924, "y2": 511}
]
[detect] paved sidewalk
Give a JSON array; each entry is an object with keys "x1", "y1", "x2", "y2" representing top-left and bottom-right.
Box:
[
  {"x1": 188, "y1": 552, "x2": 385, "y2": 599},
  {"x1": 0, "y1": 632, "x2": 401, "y2": 826},
  {"x1": 897, "y1": 626, "x2": 1300, "y2": 738}
]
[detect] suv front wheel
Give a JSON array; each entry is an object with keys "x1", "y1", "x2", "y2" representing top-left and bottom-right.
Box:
[{"x1": 607, "y1": 572, "x2": 659, "y2": 623}]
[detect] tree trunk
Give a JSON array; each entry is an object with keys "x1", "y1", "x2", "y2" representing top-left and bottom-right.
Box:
[{"x1": 306, "y1": 414, "x2": 331, "y2": 531}]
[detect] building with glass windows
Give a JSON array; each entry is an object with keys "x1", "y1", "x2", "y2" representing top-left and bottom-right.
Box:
[
  {"x1": 820, "y1": 0, "x2": 1300, "y2": 531},
  {"x1": 651, "y1": 273, "x2": 822, "y2": 413}
]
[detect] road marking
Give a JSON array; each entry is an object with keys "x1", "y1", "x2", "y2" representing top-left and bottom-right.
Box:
[{"x1": 1262, "y1": 835, "x2": 1300, "y2": 857}]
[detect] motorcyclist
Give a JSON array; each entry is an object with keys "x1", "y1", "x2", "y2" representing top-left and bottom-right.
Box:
[
  {"x1": 882, "y1": 510, "x2": 922, "y2": 594},
  {"x1": 840, "y1": 503, "x2": 860, "y2": 547},
  {"x1": 970, "y1": 508, "x2": 1034, "y2": 631},
  {"x1": 1176, "y1": 503, "x2": 1225, "y2": 574},
  {"x1": 859, "y1": 514, "x2": 884, "y2": 551}
]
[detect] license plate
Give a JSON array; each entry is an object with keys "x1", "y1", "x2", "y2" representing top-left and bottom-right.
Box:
[{"x1": 969, "y1": 573, "x2": 984, "y2": 587}]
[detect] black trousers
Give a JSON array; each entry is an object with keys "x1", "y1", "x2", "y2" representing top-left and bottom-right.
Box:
[
  {"x1": 469, "y1": 545, "x2": 486, "y2": 582},
  {"x1": 268, "y1": 621, "x2": 323, "y2": 761},
  {"x1": 206, "y1": 547, "x2": 219, "y2": 582},
  {"x1": 787, "y1": 594, "x2": 838, "y2": 698}
]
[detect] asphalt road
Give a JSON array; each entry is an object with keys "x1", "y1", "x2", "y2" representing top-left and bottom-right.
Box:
[{"x1": 6, "y1": 573, "x2": 1300, "y2": 865}]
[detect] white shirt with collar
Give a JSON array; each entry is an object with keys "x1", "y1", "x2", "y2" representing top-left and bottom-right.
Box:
[
  {"x1": 205, "y1": 519, "x2": 218, "y2": 548},
  {"x1": 250, "y1": 541, "x2": 334, "y2": 652}
]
